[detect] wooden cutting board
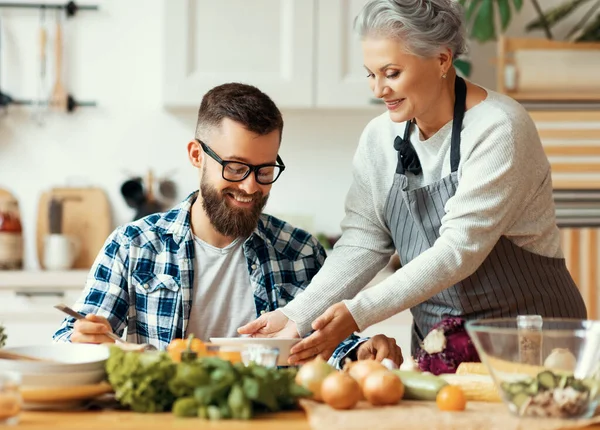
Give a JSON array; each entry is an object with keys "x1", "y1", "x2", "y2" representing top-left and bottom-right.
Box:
[{"x1": 36, "y1": 188, "x2": 112, "y2": 269}]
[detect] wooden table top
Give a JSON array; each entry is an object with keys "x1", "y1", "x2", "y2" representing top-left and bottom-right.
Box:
[
  {"x1": 15, "y1": 408, "x2": 600, "y2": 430},
  {"x1": 16, "y1": 410, "x2": 310, "y2": 430}
]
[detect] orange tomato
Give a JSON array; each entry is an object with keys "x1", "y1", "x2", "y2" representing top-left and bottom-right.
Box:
[
  {"x1": 436, "y1": 385, "x2": 467, "y2": 411},
  {"x1": 217, "y1": 350, "x2": 242, "y2": 364},
  {"x1": 166, "y1": 337, "x2": 206, "y2": 362}
]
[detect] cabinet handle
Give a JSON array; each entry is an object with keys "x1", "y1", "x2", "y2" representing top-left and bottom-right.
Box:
[{"x1": 15, "y1": 291, "x2": 66, "y2": 298}]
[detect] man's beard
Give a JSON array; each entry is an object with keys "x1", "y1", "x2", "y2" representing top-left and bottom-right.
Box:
[{"x1": 200, "y1": 173, "x2": 268, "y2": 238}]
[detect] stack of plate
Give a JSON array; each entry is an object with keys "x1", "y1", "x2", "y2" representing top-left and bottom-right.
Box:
[{"x1": 0, "y1": 343, "x2": 112, "y2": 410}]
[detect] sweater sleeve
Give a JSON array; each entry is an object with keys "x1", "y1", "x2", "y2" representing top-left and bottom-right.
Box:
[
  {"x1": 281, "y1": 125, "x2": 396, "y2": 335},
  {"x1": 344, "y1": 113, "x2": 550, "y2": 330}
]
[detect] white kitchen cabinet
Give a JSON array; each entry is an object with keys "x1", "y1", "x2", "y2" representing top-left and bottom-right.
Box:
[
  {"x1": 0, "y1": 271, "x2": 87, "y2": 347},
  {"x1": 315, "y1": 0, "x2": 376, "y2": 107},
  {"x1": 163, "y1": 0, "x2": 315, "y2": 109}
]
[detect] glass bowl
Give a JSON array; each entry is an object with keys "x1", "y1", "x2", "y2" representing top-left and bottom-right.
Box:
[{"x1": 466, "y1": 317, "x2": 600, "y2": 419}]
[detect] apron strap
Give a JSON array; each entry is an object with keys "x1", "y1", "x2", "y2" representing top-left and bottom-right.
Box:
[{"x1": 450, "y1": 76, "x2": 467, "y2": 173}]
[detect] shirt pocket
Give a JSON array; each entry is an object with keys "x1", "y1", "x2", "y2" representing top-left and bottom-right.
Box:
[
  {"x1": 131, "y1": 271, "x2": 180, "y2": 342},
  {"x1": 274, "y1": 279, "x2": 309, "y2": 309}
]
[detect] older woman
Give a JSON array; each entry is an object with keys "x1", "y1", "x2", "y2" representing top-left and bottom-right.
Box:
[{"x1": 239, "y1": 0, "x2": 587, "y2": 363}]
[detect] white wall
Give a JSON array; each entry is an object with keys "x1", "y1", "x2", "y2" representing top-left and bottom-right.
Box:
[{"x1": 0, "y1": 0, "x2": 586, "y2": 270}]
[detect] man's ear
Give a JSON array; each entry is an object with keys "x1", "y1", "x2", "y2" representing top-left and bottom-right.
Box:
[{"x1": 187, "y1": 140, "x2": 203, "y2": 168}]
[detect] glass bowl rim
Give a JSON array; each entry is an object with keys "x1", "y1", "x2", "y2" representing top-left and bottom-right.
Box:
[{"x1": 466, "y1": 318, "x2": 600, "y2": 336}]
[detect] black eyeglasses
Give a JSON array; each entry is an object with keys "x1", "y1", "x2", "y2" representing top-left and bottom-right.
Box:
[{"x1": 197, "y1": 139, "x2": 286, "y2": 185}]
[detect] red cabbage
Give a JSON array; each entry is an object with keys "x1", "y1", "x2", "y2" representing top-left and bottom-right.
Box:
[{"x1": 415, "y1": 317, "x2": 480, "y2": 375}]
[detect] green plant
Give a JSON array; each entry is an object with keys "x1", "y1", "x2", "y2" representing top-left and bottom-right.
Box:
[
  {"x1": 454, "y1": 0, "x2": 525, "y2": 77},
  {"x1": 459, "y1": 0, "x2": 524, "y2": 43},
  {"x1": 525, "y1": 0, "x2": 600, "y2": 42}
]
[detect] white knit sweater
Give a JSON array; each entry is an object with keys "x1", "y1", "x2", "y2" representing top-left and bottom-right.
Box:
[{"x1": 282, "y1": 89, "x2": 561, "y2": 335}]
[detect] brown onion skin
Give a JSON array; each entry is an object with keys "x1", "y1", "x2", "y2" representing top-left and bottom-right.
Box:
[
  {"x1": 362, "y1": 370, "x2": 405, "y2": 406},
  {"x1": 344, "y1": 359, "x2": 386, "y2": 388},
  {"x1": 295, "y1": 356, "x2": 335, "y2": 402},
  {"x1": 321, "y1": 372, "x2": 362, "y2": 410}
]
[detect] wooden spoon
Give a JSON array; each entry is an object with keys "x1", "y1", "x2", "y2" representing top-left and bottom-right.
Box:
[{"x1": 50, "y1": 11, "x2": 67, "y2": 112}]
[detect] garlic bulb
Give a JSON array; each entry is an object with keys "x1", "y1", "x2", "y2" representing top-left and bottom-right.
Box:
[{"x1": 544, "y1": 348, "x2": 577, "y2": 372}]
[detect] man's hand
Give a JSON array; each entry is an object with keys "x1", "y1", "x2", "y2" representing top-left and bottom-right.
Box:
[
  {"x1": 237, "y1": 309, "x2": 300, "y2": 338},
  {"x1": 71, "y1": 314, "x2": 116, "y2": 344},
  {"x1": 356, "y1": 334, "x2": 403, "y2": 366}
]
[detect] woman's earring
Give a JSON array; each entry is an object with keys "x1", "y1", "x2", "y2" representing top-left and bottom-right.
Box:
[{"x1": 442, "y1": 73, "x2": 447, "y2": 79}]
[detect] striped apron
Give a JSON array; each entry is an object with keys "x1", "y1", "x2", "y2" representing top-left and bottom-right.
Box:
[{"x1": 384, "y1": 76, "x2": 587, "y2": 355}]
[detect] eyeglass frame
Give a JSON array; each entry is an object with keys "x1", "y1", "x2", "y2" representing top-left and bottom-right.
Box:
[{"x1": 196, "y1": 139, "x2": 286, "y2": 185}]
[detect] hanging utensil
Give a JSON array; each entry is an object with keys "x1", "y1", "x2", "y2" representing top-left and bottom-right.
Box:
[
  {"x1": 32, "y1": 6, "x2": 49, "y2": 125},
  {"x1": 50, "y1": 10, "x2": 67, "y2": 112}
]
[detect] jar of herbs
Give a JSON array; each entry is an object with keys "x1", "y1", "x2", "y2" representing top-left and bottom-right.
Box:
[{"x1": 0, "y1": 196, "x2": 23, "y2": 270}]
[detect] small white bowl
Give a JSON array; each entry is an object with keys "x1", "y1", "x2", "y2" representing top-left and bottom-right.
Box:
[{"x1": 209, "y1": 337, "x2": 301, "y2": 366}]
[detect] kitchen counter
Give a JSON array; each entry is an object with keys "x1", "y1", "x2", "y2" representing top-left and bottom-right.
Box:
[
  {"x1": 15, "y1": 409, "x2": 600, "y2": 430},
  {"x1": 17, "y1": 410, "x2": 310, "y2": 430}
]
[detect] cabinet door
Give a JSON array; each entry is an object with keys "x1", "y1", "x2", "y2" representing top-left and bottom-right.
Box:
[
  {"x1": 0, "y1": 289, "x2": 82, "y2": 347},
  {"x1": 316, "y1": 0, "x2": 378, "y2": 108},
  {"x1": 164, "y1": 0, "x2": 315, "y2": 109}
]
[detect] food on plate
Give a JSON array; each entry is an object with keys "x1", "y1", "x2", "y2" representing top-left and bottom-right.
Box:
[
  {"x1": 415, "y1": 317, "x2": 480, "y2": 376},
  {"x1": 362, "y1": 370, "x2": 404, "y2": 406},
  {"x1": 166, "y1": 336, "x2": 207, "y2": 363},
  {"x1": 294, "y1": 356, "x2": 335, "y2": 402},
  {"x1": 439, "y1": 374, "x2": 501, "y2": 402},
  {"x1": 321, "y1": 372, "x2": 361, "y2": 410},
  {"x1": 436, "y1": 385, "x2": 467, "y2": 411},
  {"x1": 393, "y1": 370, "x2": 448, "y2": 401},
  {"x1": 501, "y1": 370, "x2": 597, "y2": 418}
]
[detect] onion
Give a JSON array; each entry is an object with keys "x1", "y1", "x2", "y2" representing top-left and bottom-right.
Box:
[
  {"x1": 295, "y1": 356, "x2": 335, "y2": 402},
  {"x1": 544, "y1": 348, "x2": 577, "y2": 372},
  {"x1": 362, "y1": 370, "x2": 404, "y2": 406},
  {"x1": 344, "y1": 359, "x2": 386, "y2": 388},
  {"x1": 321, "y1": 372, "x2": 361, "y2": 410}
]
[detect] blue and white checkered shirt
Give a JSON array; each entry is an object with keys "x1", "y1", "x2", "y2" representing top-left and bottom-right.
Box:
[{"x1": 53, "y1": 191, "x2": 365, "y2": 368}]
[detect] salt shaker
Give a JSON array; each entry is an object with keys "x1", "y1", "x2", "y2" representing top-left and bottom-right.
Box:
[{"x1": 517, "y1": 315, "x2": 543, "y2": 366}]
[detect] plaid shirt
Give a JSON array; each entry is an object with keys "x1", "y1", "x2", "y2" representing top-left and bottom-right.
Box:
[{"x1": 53, "y1": 191, "x2": 365, "y2": 368}]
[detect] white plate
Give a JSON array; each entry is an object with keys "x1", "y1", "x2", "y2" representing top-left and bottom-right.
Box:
[
  {"x1": 0, "y1": 344, "x2": 109, "y2": 374},
  {"x1": 209, "y1": 337, "x2": 301, "y2": 366}
]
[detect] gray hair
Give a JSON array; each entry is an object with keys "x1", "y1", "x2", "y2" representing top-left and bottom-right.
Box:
[{"x1": 354, "y1": 0, "x2": 468, "y2": 59}]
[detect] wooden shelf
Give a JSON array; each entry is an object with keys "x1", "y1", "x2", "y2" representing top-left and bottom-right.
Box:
[
  {"x1": 529, "y1": 111, "x2": 600, "y2": 122},
  {"x1": 0, "y1": 270, "x2": 88, "y2": 290},
  {"x1": 506, "y1": 91, "x2": 600, "y2": 102}
]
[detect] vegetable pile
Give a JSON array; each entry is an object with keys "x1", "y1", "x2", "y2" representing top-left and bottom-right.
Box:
[
  {"x1": 415, "y1": 317, "x2": 480, "y2": 375},
  {"x1": 501, "y1": 370, "x2": 596, "y2": 418},
  {"x1": 294, "y1": 356, "x2": 467, "y2": 412},
  {"x1": 105, "y1": 345, "x2": 311, "y2": 419}
]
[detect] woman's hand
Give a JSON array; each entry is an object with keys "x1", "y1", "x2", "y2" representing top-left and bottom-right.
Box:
[
  {"x1": 287, "y1": 302, "x2": 359, "y2": 365},
  {"x1": 237, "y1": 309, "x2": 300, "y2": 338}
]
